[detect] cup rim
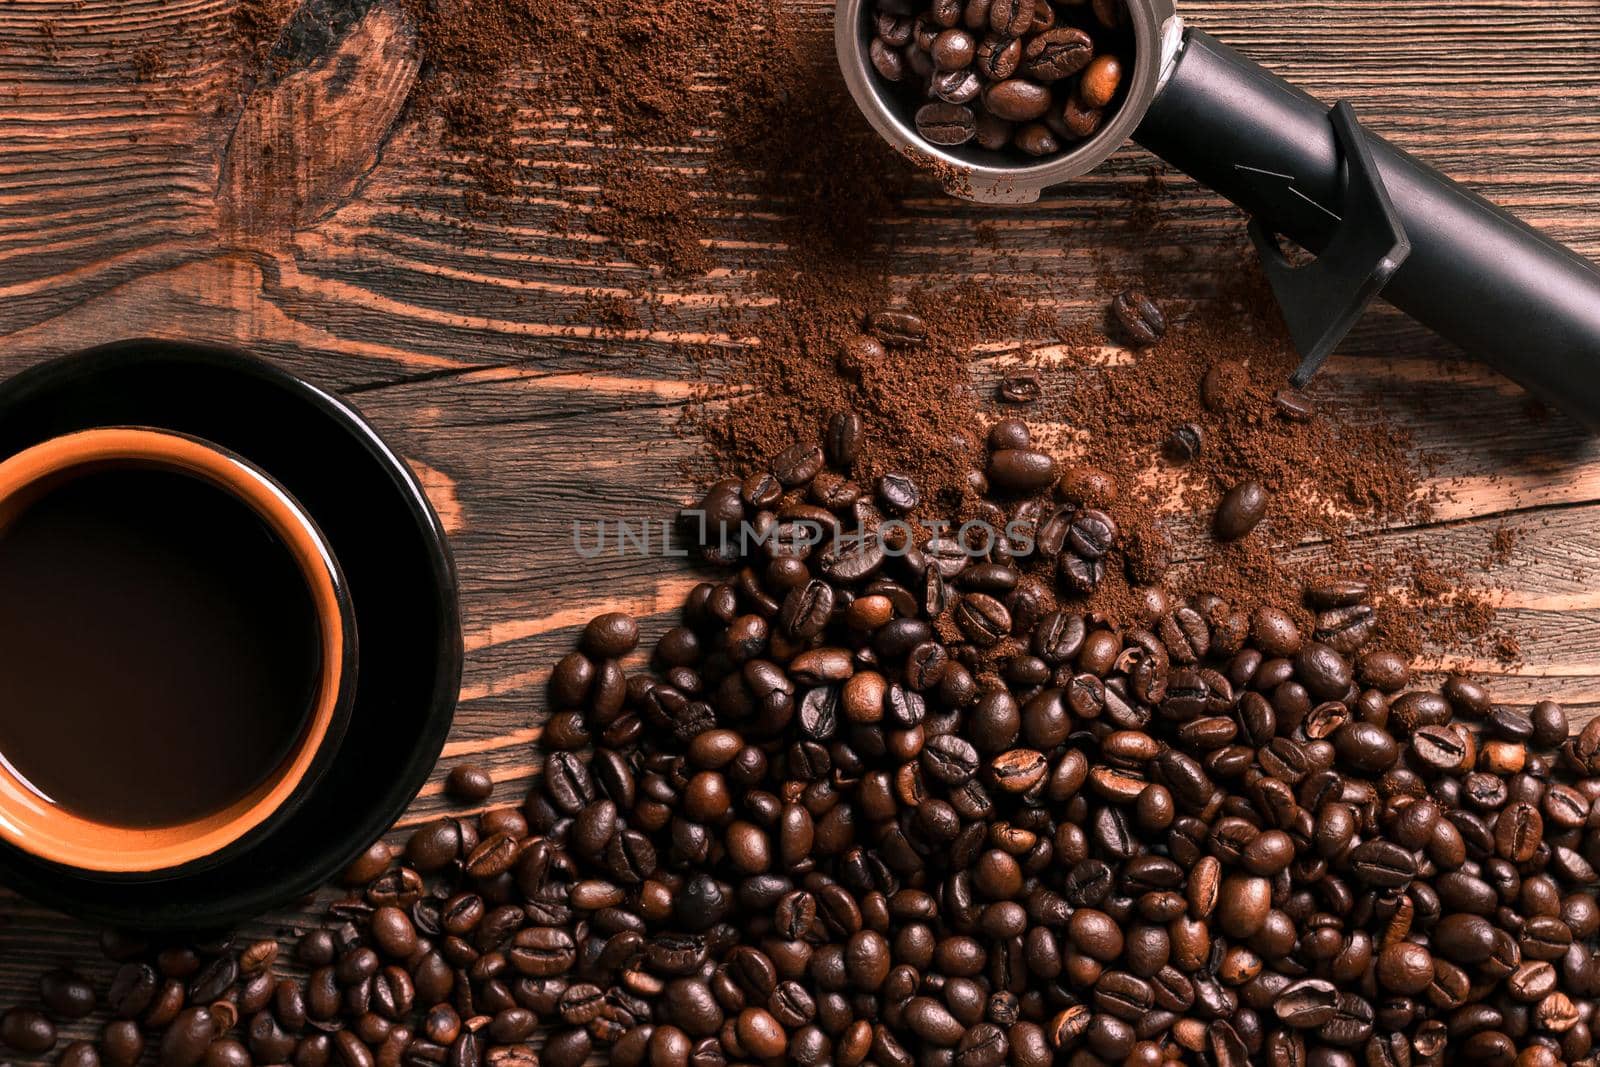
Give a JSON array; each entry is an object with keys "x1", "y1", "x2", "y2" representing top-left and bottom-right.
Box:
[{"x1": 0, "y1": 426, "x2": 356, "y2": 873}]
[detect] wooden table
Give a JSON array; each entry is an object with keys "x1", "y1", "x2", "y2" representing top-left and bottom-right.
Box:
[{"x1": 0, "y1": 0, "x2": 1597, "y2": 1027}]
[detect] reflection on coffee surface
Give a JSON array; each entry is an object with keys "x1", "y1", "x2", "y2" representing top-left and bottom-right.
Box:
[{"x1": 0, "y1": 467, "x2": 320, "y2": 828}]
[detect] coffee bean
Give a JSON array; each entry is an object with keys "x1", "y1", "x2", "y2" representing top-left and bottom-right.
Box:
[
  {"x1": 1068, "y1": 909, "x2": 1123, "y2": 961},
  {"x1": 819, "y1": 534, "x2": 886, "y2": 582},
  {"x1": 954, "y1": 593, "x2": 1010, "y2": 645},
  {"x1": 973, "y1": 34, "x2": 1022, "y2": 80},
  {"x1": 866, "y1": 309, "x2": 928, "y2": 347},
  {"x1": 988, "y1": 0, "x2": 1032, "y2": 36},
  {"x1": 1079, "y1": 54, "x2": 1122, "y2": 107},
  {"x1": 39, "y1": 969, "x2": 95, "y2": 1020},
  {"x1": 1217, "y1": 875, "x2": 1272, "y2": 938},
  {"x1": 1111, "y1": 289, "x2": 1165, "y2": 346},
  {"x1": 1316, "y1": 992, "x2": 1374, "y2": 1048},
  {"x1": 1, "y1": 1007, "x2": 56, "y2": 1055},
  {"x1": 989, "y1": 749, "x2": 1047, "y2": 794},
  {"x1": 60, "y1": 1041, "x2": 102, "y2": 1067},
  {"x1": 997, "y1": 371, "x2": 1042, "y2": 404},
  {"x1": 1060, "y1": 92, "x2": 1103, "y2": 138},
  {"x1": 870, "y1": 37, "x2": 906, "y2": 81},
  {"x1": 1436, "y1": 913, "x2": 1497, "y2": 964},
  {"x1": 1274, "y1": 979, "x2": 1338, "y2": 1028},
  {"x1": 1017, "y1": 117, "x2": 1056, "y2": 155},
  {"x1": 1274, "y1": 387, "x2": 1315, "y2": 421},
  {"x1": 921, "y1": 733, "x2": 980, "y2": 785},
  {"x1": 101, "y1": 1022, "x2": 143, "y2": 1067},
  {"x1": 1413, "y1": 723, "x2": 1469, "y2": 772},
  {"x1": 987, "y1": 449, "x2": 1057, "y2": 491},
  {"x1": 159, "y1": 1008, "x2": 215, "y2": 1067},
  {"x1": 867, "y1": 474, "x2": 918, "y2": 520},
  {"x1": 930, "y1": 27, "x2": 975, "y2": 70},
  {"x1": 1349, "y1": 839, "x2": 1417, "y2": 888},
  {"x1": 904, "y1": 997, "x2": 964, "y2": 1045},
  {"x1": 1214, "y1": 481, "x2": 1268, "y2": 540},
  {"x1": 1376, "y1": 942, "x2": 1434, "y2": 995},
  {"x1": 508, "y1": 928, "x2": 576, "y2": 976},
  {"x1": 108, "y1": 963, "x2": 158, "y2": 1019},
  {"x1": 1023, "y1": 28, "x2": 1093, "y2": 81},
  {"x1": 1495, "y1": 800, "x2": 1544, "y2": 862},
  {"x1": 541, "y1": 1029, "x2": 591, "y2": 1067},
  {"x1": 983, "y1": 79, "x2": 1051, "y2": 122},
  {"x1": 1165, "y1": 422, "x2": 1203, "y2": 462},
  {"x1": 186, "y1": 956, "x2": 236, "y2": 1006},
  {"x1": 735, "y1": 1008, "x2": 787, "y2": 1057},
  {"x1": 955, "y1": 1022, "x2": 1007, "y2": 1067},
  {"x1": 583, "y1": 612, "x2": 639, "y2": 659},
  {"x1": 823, "y1": 411, "x2": 864, "y2": 470}
]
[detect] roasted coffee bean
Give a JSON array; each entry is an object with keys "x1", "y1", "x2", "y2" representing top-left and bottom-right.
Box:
[
  {"x1": 982, "y1": 78, "x2": 1052, "y2": 122},
  {"x1": 159, "y1": 1008, "x2": 215, "y2": 1067},
  {"x1": 58, "y1": 1041, "x2": 101, "y2": 1067},
  {"x1": 1071, "y1": 53, "x2": 1119, "y2": 107},
  {"x1": 1270, "y1": 387, "x2": 1315, "y2": 421},
  {"x1": 1495, "y1": 800, "x2": 1544, "y2": 862},
  {"x1": 446, "y1": 764, "x2": 494, "y2": 803},
  {"x1": 1214, "y1": 481, "x2": 1268, "y2": 541},
  {"x1": 1057, "y1": 92, "x2": 1103, "y2": 139},
  {"x1": 824, "y1": 411, "x2": 864, "y2": 470},
  {"x1": 1023, "y1": 28, "x2": 1093, "y2": 81},
  {"x1": 39, "y1": 969, "x2": 95, "y2": 1020},
  {"x1": 973, "y1": 34, "x2": 1022, "y2": 81},
  {"x1": 996, "y1": 371, "x2": 1042, "y2": 403},
  {"x1": 1163, "y1": 422, "x2": 1204, "y2": 463},
  {"x1": 186, "y1": 956, "x2": 236, "y2": 1006},
  {"x1": 1436, "y1": 913, "x2": 1497, "y2": 964},
  {"x1": 1273, "y1": 979, "x2": 1338, "y2": 1028},
  {"x1": 108, "y1": 963, "x2": 159, "y2": 1019},
  {"x1": 1111, "y1": 289, "x2": 1165, "y2": 346},
  {"x1": 955, "y1": 593, "x2": 1011, "y2": 645},
  {"x1": 987, "y1": 449, "x2": 1058, "y2": 491},
  {"x1": 922, "y1": 733, "x2": 980, "y2": 784},
  {"x1": 771, "y1": 443, "x2": 826, "y2": 487},
  {"x1": 869, "y1": 36, "x2": 905, "y2": 80},
  {"x1": 1377, "y1": 942, "x2": 1434, "y2": 996},
  {"x1": 1349, "y1": 839, "x2": 1417, "y2": 888},
  {"x1": 101, "y1": 1022, "x2": 143, "y2": 1067},
  {"x1": 990, "y1": 749, "x2": 1047, "y2": 793},
  {"x1": 988, "y1": 0, "x2": 1033, "y2": 36},
  {"x1": 1317, "y1": 993, "x2": 1374, "y2": 1048},
  {"x1": 1, "y1": 1007, "x2": 56, "y2": 1055}
]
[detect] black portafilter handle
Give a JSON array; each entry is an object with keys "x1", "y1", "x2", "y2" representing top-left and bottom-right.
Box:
[{"x1": 1133, "y1": 29, "x2": 1600, "y2": 431}]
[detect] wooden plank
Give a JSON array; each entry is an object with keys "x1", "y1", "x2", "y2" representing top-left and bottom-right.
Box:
[{"x1": 0, "y1": 0, "x2": 1596, "y2": 1012}]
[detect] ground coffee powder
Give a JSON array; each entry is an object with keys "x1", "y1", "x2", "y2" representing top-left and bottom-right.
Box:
[{"x1": 202, "y1": 0, "x2": 1523, "y2": 655}]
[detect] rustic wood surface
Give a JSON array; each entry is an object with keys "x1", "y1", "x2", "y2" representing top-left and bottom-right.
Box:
[{"x1": 0, "y1": 0, "x2": 1598, "y2": 1030}]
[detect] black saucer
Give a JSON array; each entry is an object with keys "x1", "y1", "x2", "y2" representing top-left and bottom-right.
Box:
[{"x1": 0, "y1": 341, "x2": 462, "y2": 930}]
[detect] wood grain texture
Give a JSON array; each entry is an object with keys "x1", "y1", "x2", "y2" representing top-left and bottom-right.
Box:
[{"x1": 0, "y1": 0, "x2": 1598, "y2": 1018}]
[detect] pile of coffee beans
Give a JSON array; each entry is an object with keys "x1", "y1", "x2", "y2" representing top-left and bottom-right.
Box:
[
  {"x1": 867, "y1": 0, "x2": 1133, "y2": 157},
  {"x1": 5, "y1": 323, "x2": 1600, "y2": 1067}
]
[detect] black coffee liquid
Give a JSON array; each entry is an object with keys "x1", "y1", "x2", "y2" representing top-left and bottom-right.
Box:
[{"x1": 0, "y1": 466, "x2": 321, "y2": 828}]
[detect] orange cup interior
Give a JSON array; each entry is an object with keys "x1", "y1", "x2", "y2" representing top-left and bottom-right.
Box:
[{"x1": 0, "y1": 428, "x2": 348, "y2": 873}]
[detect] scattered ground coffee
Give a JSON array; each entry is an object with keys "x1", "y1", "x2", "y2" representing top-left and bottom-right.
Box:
[{"x1": 207, "y1": 0, "x2": 1522, "y2": 668}]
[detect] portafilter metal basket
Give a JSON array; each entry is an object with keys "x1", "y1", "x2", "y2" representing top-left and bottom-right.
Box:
[{"x1": 837, "y1": 0, "x2": 1600, "y2": 430}]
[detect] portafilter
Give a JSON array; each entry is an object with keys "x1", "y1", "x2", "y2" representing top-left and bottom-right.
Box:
[{"x1": 837, "y1": 0, "x2": 1600, "y2": 430}]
